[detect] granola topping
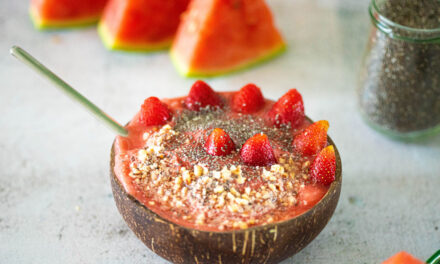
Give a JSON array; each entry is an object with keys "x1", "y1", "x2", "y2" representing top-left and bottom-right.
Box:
[{"x1": 126, "y1": 106, "x2": 320, "y2": 231}]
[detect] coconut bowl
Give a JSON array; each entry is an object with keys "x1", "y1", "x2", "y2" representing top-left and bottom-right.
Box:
[{"x1": 110, "y1": 122, "x2": 342, "y2": 264}]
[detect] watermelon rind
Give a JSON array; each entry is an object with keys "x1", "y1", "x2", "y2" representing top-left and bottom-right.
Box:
[
  {"x1": 98, "y1": 22, "x2": 172, "y2": 52},
  {"x1": 170, "y1": 43, "x2": 286, "y2": 78},
  {"x1": 29, "y1": 7, "x2": 100, "y2": 30}
]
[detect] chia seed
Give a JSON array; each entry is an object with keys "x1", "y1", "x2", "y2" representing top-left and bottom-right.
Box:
[
  {"x1": 171, "y1": 106, "x2": 295, "y2": 171},
  {"x1": 358, "y1": 0, "x2": 440, "y2": 135}
]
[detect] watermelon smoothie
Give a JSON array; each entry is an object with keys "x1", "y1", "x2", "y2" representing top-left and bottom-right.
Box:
[{"x1": 113, "y1": 83, "x2": 336, "y2": 231}]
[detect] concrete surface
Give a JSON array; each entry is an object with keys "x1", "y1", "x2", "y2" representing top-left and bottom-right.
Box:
[{"x1": 0, "y1": 0, "x2": 439, "y2": 263}]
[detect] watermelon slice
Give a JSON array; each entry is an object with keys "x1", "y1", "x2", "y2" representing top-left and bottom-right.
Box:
[
  {"x1": 30, "y1": 0, "x2": 108, "y2": 29},
  {"x1": 98, "y1": 0, "x2": 190, "y2": 51},
  {"x1": 170, "y1": 0, "x2": 286, "y2": 77},
  {"x1": 382, "y1": 251, "x2": 425, "y2": 264}
]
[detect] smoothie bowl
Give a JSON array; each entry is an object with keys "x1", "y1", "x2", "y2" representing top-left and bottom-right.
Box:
[{"x1": 110, "y1": 81, "x2": 342, "y2": 264}]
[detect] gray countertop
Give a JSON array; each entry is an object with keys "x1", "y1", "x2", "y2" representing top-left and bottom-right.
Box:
[{"x1": 1, "y1": 0, "x2": 439, "y2": 263}]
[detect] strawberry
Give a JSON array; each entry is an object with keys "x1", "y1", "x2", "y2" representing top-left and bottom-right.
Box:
[
  {"x1": 139, "y1": 97, "x2": 172, "y2": 126},
  {"x1": 231, "y1": 83, "x2": 265, "y2": 113},
  {"x1": 204, "y1": 128, "x2": 236, "y2": 156},
  {"x1": 268, "y1": 89, "x2": 305, "y2": 128},
  {"x1": 310, "y1": 145, "x2": 336, "y2": 185},
  {"x1": 293, "y1": 120, "x2": 329, "y2": 156},
  {"x1": 240, "y1": 133, "x2": 277, "y2": 166},
  {"x1": 185, "y1": 80, "x2": 223, "y2": 111}
]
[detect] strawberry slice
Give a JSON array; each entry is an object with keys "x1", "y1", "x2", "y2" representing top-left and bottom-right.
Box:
[
  {"x1": 204, "y1": 128, "x2": 236, "y2": 156},
  {"x1": 185, "y1": 80, "x2": 223, "y2": 111},
  {"x1": 139, "y1": 97, "x2": 172, "y2": 126},
  {"x1": 232, "y1": 83, "x2": 265, "y2": 113},
  {"x1": 293, "y1": 120, "x2": 329, "y2": 156},
  {"x1": 268, "y1": 89, "x2": 305, "y2": 127},
  {"x1": 240, "y1": 133, "x2": 277, "y2": 166},
  {"x1": 310, "y1": 145, "x2": 336, "y2": 185}
]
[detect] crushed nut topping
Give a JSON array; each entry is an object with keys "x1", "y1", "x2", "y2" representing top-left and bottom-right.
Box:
[{"x1": 127, "y1": 108, "x2": 315, "y2": 230}]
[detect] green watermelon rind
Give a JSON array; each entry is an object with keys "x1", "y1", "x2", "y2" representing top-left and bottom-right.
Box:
[
  {"x1": 98, "y1": 22, "x2": 172, "y2": 53},
  {"x1": 29, "y1": 7, "x2": 100, "y2": 30},
  {"x1": 170, "y1": 43, "x2": 286, "y2": 78}
]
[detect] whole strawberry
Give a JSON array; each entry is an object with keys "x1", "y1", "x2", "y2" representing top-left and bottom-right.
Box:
[
  {"x1": 240, "y1": 133, "x2": 277, "y2": 166},
  {"x1": 268, "y1": 89, "x2": 304, "y2": 128},
  {"x1": 204, "y1": 128, "x2": 236, "y2": 156},
  {"x1": 232, "y1": 83, "x2": 265, "y2": 113},
  {"x1": 310, "y1": 145, "x2": 336, "y2": 185},
  {"x1": 139, "y1": 97, "x2": 172, "y2": 126},
  {"x1": 293, "y1": 120, "x2": 329, "y2": 156},
  {"x1": 185, "y1": 80, "x2": 223, "y2": 111}
]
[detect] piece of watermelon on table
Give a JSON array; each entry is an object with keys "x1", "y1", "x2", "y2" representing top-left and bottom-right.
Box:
[
  {"x1": 170, "y1": 0, "x2": 286, "y2": 77},
  {"x1": 98, "y1": 0, "x2": 190, "y2": 52},
  {"x1": 382, "y1": 251, "x2": 425, "y2": 264},
  {"x1": 30, "y1": 0, "x2": 108, "y2": 29}
]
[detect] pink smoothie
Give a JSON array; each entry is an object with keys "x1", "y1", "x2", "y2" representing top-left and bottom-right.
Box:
[{"x1": 113, "y1": 92, "x2": 329, "y2": 231}]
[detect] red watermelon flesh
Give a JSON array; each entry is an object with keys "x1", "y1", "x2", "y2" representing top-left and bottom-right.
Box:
[
  {"x1": 98, "y1": 0, "x2": 190, "y2": 51},
  {"x1": 170, "y1": 0, "x2": 286, "y2": 76},
  {"x1": 30, "y1": 0, "x2": 108, "y2": 29},
  {"x1": 382, "y1": 251, "x2": 425, "y2": 264}
]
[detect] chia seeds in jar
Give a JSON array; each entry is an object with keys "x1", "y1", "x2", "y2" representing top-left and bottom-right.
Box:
[{"x1": 358, "y1": 0, "x2": 440, "y2": 139}]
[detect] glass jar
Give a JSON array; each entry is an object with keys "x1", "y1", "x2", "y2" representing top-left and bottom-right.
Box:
[{"x1": 358, "y1": 0, "x2": 440, "y2": 139}]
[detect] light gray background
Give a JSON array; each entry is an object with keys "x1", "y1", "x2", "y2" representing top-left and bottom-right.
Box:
[{"x1": 1, "y1": 0, "x2": 439, "y2": 263}]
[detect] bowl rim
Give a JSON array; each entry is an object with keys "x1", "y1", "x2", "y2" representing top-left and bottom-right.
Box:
[{"x1": 110, "y1": 116, "x2": 342, "y2": 234}]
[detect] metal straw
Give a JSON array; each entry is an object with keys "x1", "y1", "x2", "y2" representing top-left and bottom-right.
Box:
[{"x1": 10, "y1": 46, "x2": 128, "y2": 136}]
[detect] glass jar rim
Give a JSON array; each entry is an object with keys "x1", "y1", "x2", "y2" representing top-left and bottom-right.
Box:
[{"x1": 370, "y1": 0, "x2": 440, "y2": 42}]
